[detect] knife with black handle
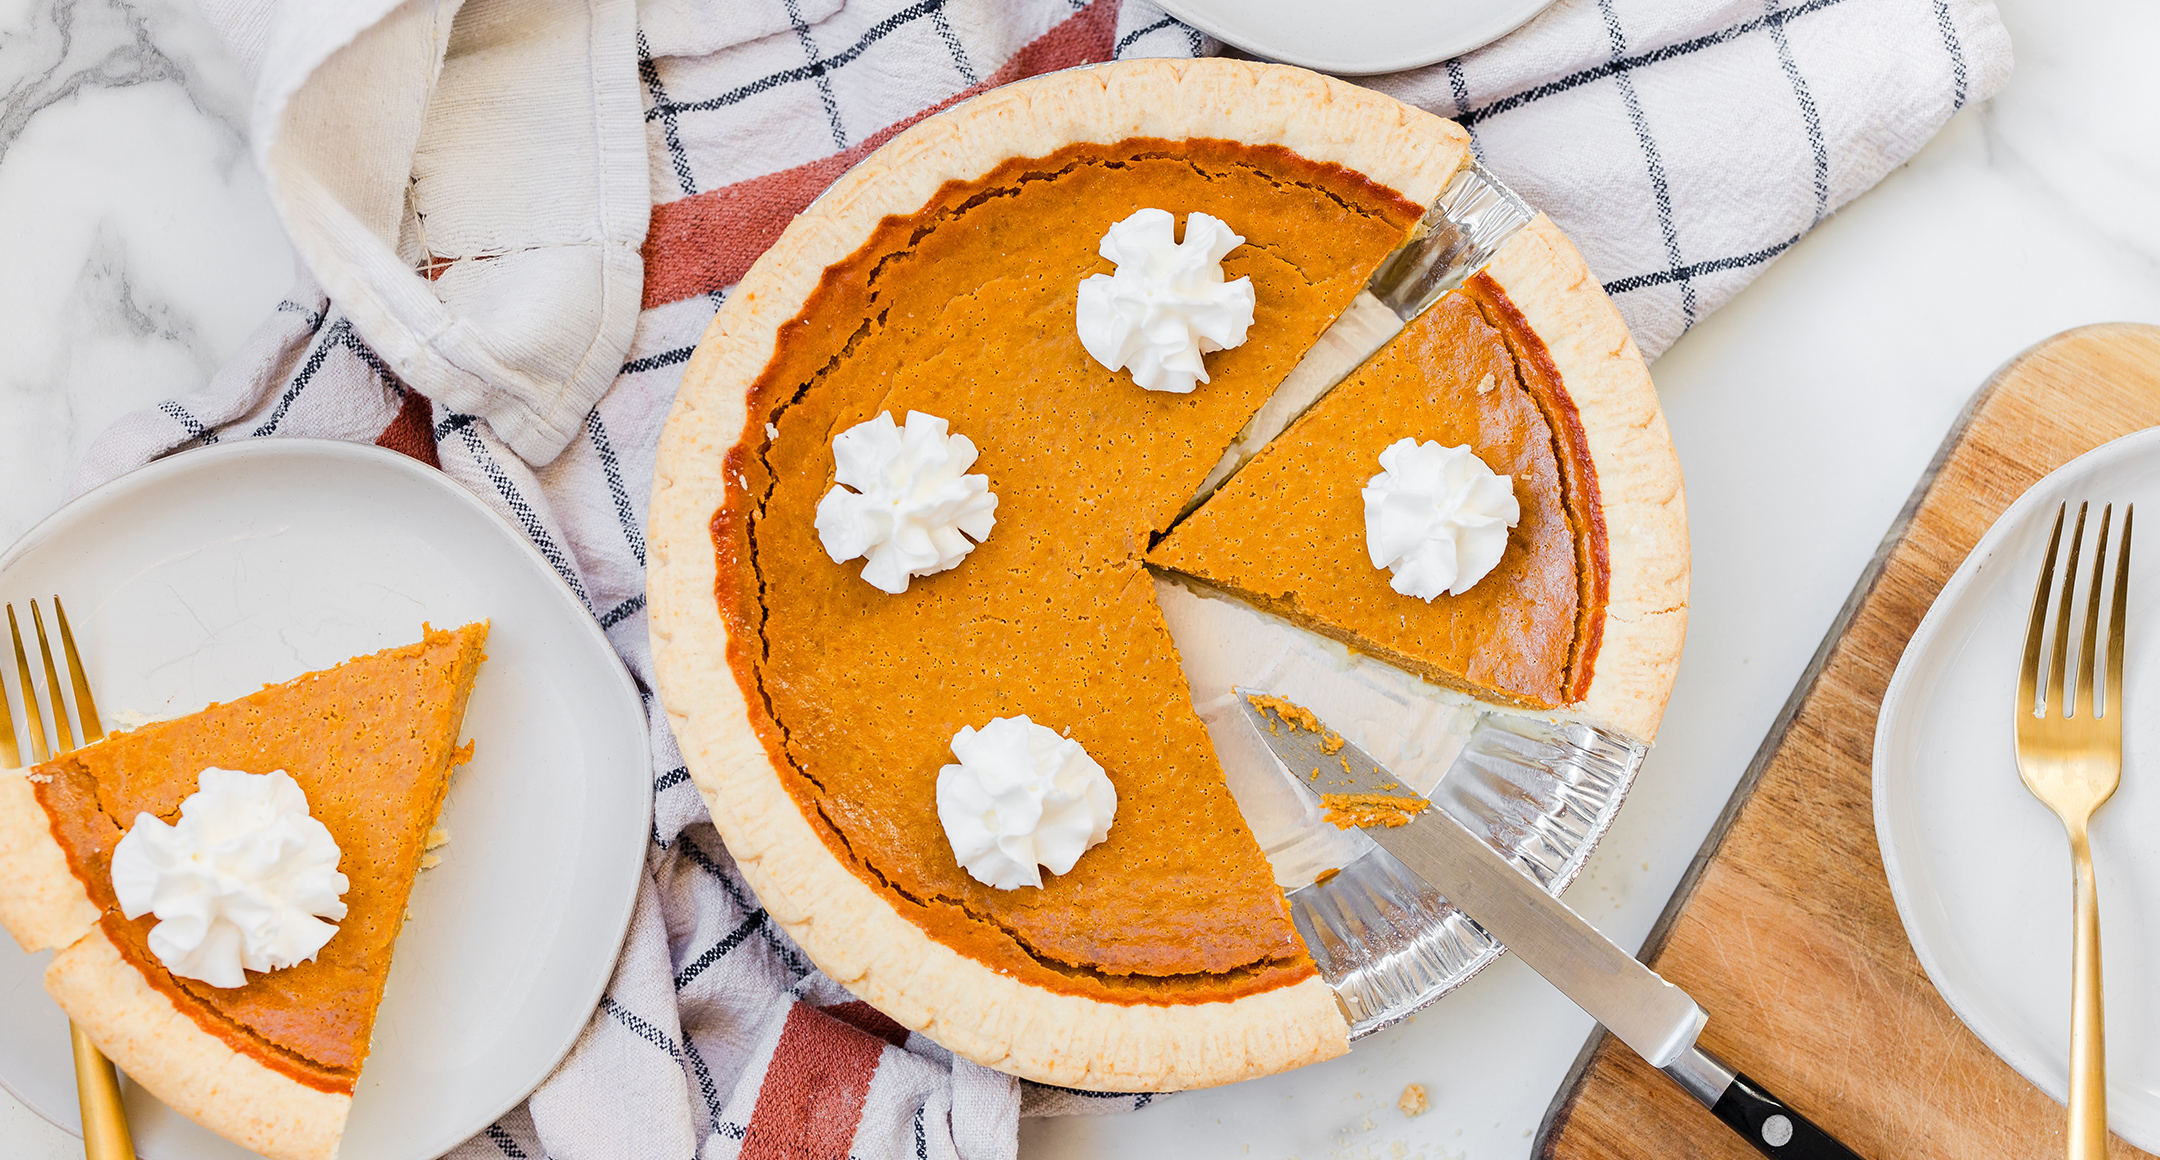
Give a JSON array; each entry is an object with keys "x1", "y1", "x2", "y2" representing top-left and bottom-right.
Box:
[{"x1": 1238, "y1": 692, "x2": 1866, "y2": 1160}]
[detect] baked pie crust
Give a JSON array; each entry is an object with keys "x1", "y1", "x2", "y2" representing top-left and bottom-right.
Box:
[{"x1": 648, "y1": 58, "x2": 1685, "y2": 1092}]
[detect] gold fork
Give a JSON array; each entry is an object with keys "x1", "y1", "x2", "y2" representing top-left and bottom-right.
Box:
[
  {"x1": 3, "y1": 599, "x2": 135, "y2": 1160},
  {"x1": 2016, "y1": 501, "x2": 2133, "y2": 1159}
]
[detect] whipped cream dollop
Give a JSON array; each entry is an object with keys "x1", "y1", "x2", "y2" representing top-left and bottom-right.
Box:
[
  {"x1": 815, "y1": 410, "x2": 998, "y2": 594},
  {"x1": 109, "y1": 768, "x2": 350, "y2": 989},
  {"x1": 1362, "y1": 438, "x2": 1522, "y2": 600},
  {"x1": 1076, "y1": 208, "x2": 1256, "y2": 393},
  {"x1": 936, "y1": 716, "x2": 1117, "y2": 890}
]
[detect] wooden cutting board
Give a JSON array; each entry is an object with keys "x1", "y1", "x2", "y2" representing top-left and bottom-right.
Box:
[{"x1": 1537, "y1": 324, "x2": 2160, "y2": 1160}]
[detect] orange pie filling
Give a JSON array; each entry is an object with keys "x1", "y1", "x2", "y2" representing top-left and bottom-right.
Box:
[{"x1": 711, "y1": 138, "x2": 1609, "y2": 1007}]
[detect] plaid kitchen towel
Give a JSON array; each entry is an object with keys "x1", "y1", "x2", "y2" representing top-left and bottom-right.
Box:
[
  {"x1": 195, "y1": 0, "x2": 651, "y2": 466},
  {"x1": 70, "y1": 0, "x2": 2010, "y2": 1157}
]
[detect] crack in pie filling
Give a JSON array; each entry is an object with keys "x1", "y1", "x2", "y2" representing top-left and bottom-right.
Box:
[{"x1": 650, "y1": 59, "x2": 1687, "y2": 1091}]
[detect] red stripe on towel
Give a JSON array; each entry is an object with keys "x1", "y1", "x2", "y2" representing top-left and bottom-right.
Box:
[
  {"x1": 639, "y1": 0, "x2": 1125, "y2": 309},
  {"x1": 739, "y1": 1003, "x2": 890, "y2": 1160},
  {"x1": 375, "y1": 389, "x2": 441, "y2": 468}
]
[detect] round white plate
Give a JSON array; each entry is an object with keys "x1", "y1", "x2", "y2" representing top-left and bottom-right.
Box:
[
  {"x1": 1155, "y1": 0, "x2": 1557, "y2": 76},
  {"x1": 0, "y1": 440, "x2": 650, "y2": 1160},
  {"x1": 1876, "y1": 429, "x2": 2160, "y2": 1148}
]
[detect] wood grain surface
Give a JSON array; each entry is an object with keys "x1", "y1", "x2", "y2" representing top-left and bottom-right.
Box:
[{"x1": 1538, "y1": 324, "x2": 2160, "y2": 1160}]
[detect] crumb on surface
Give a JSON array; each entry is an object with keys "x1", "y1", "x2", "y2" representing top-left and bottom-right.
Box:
[
  {"x1": 1399, "y1": 1083, "x2": 1428, "y2": 1117},
  {"x1": 1315, "y1": 867, "x2": 1342, "y2": 886},
  {"x1": 419, "y1": 851, "x2": 443, "y2": 870},
  {"x1": 424, "y1": 826, "x2": 451, "y2": 850},
  {"x1": 1321, "y1": 792, "x2": 1428, "y2": 830}
]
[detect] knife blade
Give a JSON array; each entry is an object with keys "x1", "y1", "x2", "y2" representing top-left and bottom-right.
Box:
[{"x1": 1238, "y1": 691, "x2": 1866, "y2": 1160}]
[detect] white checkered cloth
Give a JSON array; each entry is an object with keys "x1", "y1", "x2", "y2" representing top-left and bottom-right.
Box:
[
  {"x1": 1362, "y1": 0, "x2": 2011, "y2": 356},
  {"x1": 71, "y1": 1, "x2": 2009, "y2": 1157}
]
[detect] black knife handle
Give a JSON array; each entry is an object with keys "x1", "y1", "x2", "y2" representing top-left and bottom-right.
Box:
[{"x1": 1712, "y1": 1071, "x2": 1865, "y2": 1160}]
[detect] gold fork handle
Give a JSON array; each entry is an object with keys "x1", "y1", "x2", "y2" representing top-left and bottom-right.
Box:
[
  {"x1": 2067, "y1": 830, "x2": 2107, "y2": 1160},
  {"x1": 70, "y1": 1023, "x2": 133, "y2": 1160}
]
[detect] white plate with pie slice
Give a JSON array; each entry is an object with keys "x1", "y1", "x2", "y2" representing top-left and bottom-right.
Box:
[
  {"x1": 1156, "y1": 0, "x2": 1557, "y2": 76},
  {"x1": 1876, "y1": 429, "x2": 2160, "y2": 1149},
  {"x1": 0, "y1": 439, "x2": 651, "y2": 1160}
]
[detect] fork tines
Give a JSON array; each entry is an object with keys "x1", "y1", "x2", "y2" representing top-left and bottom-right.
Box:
[
  {"x1": 2, "y1": 597, "x2": 101, "y2": 766},
  {"x1": 2021, "y1": 502, "x2": 2135, "y2": 720}
]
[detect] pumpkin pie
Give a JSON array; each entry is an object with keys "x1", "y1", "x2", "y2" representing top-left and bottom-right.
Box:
[
  {"x1": 0, "y1": 622, "x2": 489, "y2": 1160},
  {"x1": 648, "y1": 59, "x2": 1685, "y2": 1092}
]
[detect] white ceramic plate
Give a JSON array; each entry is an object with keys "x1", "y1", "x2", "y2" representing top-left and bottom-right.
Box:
[
  {"x1": 1155, "y1": 0, "x2": 1557, "y2": 76},
  {"x1": 0, "y1": 440, "x2": 650, "y2": 1160},
  {"x1": 1876, "y1": 429, "x2": 2160, "y2": 1149}
]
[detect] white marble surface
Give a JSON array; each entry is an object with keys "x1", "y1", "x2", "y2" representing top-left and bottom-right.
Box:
[{"x1": 3, "y1": 0, "x2": 2158, "y2": 1157}]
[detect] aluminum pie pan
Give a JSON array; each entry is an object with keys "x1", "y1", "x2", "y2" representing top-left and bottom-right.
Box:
[
  {"x1": 1156, "y1": 578, "x2": 1648, "y2": 1040},
  {"x1": 1301, "y1": 716, "x2": 1646, "y2": 1037}
]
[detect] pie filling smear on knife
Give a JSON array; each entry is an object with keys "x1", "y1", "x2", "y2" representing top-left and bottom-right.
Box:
[
  {"x1": 650, "y1": 60, "x2": 1686, "y2": 1091},
  {"x1": 0, "y1": 623, "x2": 488, "y2": 1160}
]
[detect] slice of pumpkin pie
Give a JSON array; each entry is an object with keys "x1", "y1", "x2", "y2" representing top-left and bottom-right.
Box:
[
  {"x1": 0, "y1": 622, "x2": 488, "y2": 1160},
  {"x1": 1151, "y1": 220, "x2": 1684, "y2": 740}
]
